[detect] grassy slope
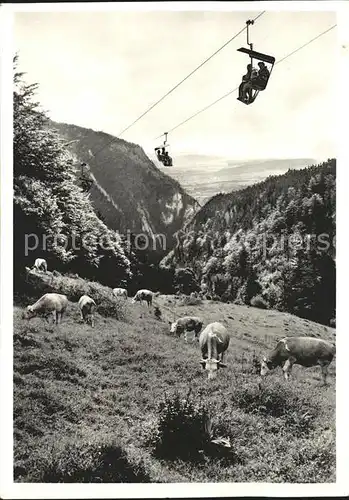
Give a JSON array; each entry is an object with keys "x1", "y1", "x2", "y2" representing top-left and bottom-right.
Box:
[{"x1": 14, "y1": 296, "x2": 336, "y2": 483}]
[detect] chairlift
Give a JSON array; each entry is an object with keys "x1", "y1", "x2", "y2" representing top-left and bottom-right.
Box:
[
  {"x1": 237, "y1": 20, "x2": 275, "y2": 105},
  {"x1": 155, "y1": 132, "x2": 173, "y2": 167},
  {"x1": 79, "y1": 162, "x2": 94, "y2": 192}
]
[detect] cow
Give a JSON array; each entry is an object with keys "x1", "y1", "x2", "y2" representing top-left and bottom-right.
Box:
[
  {"x1": 78, "y1": 295, "x2": 96, "y2": 327},
  {"x1": 32, "y1": 258, "x2": 47, "y2": 273},
  {"x1": 169, "y1": 316, "x2": 203, "y2": 343},
  {"x1": 260, "y1": 336, "x2": 336, "y2": 384},
  {"x1": 132, "y1": 289, "x2": 154, "y2": 307},
  {"x1": 199, "y1": 322, "x2": 230, "y2": 380},
  {"x1": 113, "y1": 287, "x2": 128, "y2": 300},
  {"x1": 22, "y1": 293, "x2": 68, "y2": 325}
]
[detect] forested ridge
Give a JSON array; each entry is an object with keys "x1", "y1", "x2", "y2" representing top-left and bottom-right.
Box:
[
  {"x1": 48, "y1": 120, "x2": 199, "y2": 249},
  {"x1": 162, "y1": 160, "x2": 336, "y2": 325}
]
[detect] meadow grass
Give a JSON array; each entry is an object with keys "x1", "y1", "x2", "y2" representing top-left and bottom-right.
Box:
[{"x1": 13, "y1": 294, "x2": 335, "y2": 483}]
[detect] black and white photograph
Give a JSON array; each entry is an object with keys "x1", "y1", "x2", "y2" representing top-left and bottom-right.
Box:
[{"x1": 1, "y1": 1, "x2": 349, "y2": 497}]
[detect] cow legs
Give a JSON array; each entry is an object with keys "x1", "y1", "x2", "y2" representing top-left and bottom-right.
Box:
[
  {"x1": 282, "y1": 358, "x2": 294, "y2": 380},
  {"x1": 90, "y1": 315, "x2": 95, "y2": 328},
  {"x1": 56, "y1": 311, "x2": 61, "y2": 325},
  {"x1": 320, "y1": 362, "x2": 329, "y2": 385}
]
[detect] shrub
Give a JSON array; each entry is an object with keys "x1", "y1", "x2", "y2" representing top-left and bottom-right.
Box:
[
  {"x1": 178, "y1": 296, "x2": 203, "y2": 307},
  {"x1": 250, "y1": 294, "x2": 268, "y2": 309},
  {"x1": 147, "y1": 392, "x2": 212, "y2": 461}
]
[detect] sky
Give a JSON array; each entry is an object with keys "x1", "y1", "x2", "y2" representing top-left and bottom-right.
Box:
[{"x1": 13, "y1": 5, "x2": 337, "y2": 162}]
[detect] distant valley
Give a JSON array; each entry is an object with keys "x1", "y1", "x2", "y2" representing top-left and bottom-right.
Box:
[{"x1": 159, "y1": 155, "x2": 317, "y2": 205}]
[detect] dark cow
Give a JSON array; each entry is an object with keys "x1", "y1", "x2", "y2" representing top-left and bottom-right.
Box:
[
  {"x1": 261, "y1": 336, "x2": 336, "y2": 384},
  {"x1": 169, "y1": 316, "x2": 203, "y2": 342}
]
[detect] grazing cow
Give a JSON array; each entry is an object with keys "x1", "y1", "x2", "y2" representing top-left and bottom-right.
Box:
[
  {"x1": 132, "y1": 289, "x2": 154, "y2": 307},
  {"x1": 32, "y1": 258, "x2": 47, "y2": 273},
  {"x1": 261, "y1": 336, "x2": 336, "y2": 384},
  {"x1": 78, "y1": 295, "x2": 96, "y2": 327},
  {"x1": 113, "y1": 287, "x2": 128, "y2": 300},
  {"x1": 199, "y1": 322, "x2": 230, "y2": 380},
  {"x1": 23, "y1": 293, "x2": 68, "y2": 325},
  {"x1": 170, "y1": 316, "x2": 203, "y2": 342}
]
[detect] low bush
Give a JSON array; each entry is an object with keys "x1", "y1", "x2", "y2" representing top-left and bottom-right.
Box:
[
  {"x1": 250, "y1": 295, "x2": 268, "y2": 309},
  {"x1": 146, "y1": 391, "x2": 212, "y2": 461},
  {"x1": 178, "y1": 296, "x2": 203, "y2": 307}
]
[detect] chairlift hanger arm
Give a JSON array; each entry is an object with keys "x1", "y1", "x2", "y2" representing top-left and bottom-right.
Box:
[{"x1": 246, "y1": 19, "x2": 254, "y2": 51}]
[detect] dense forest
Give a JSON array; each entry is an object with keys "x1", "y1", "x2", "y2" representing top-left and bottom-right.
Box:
[{"x1": 161, "y1": 160, "x2": 336, "y2": 326}]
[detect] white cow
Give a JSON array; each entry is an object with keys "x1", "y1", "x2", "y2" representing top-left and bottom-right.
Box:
[
  {"x1": 132, "y1": 289, "x2": 154, "y2": 307},
  {"x1": 32, "y1": 258, "x2": 47, "y2": 273},
  {"x1": 199, "y1": 322, "x2": 230, "y2": 380},
  {"x1": 113, "y1": 287, "x2": 128, "y2": 300},
  {"x1": 23, "y1": 293, "x2": 68, "y2": 325},
  {"x1": 78, "y1": 295, "x2": 96, "y2": 327}
]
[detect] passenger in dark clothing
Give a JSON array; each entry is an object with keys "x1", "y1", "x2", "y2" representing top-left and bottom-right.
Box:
[
  {"x1": 238, "y1": 64, "x2": 252, "y2": 100},
  {"x1": 163, "y1": 151, "x2": 173, "y2": 166},
  {"x1": 255, "y1": 61, "x2": 270, "y2": 89},
  {"x1": 242, "y1": 62, "x2": 270, "y2": 103}
]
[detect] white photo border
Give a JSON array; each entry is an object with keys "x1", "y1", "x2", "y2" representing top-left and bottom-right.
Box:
[{"x1": 1, "y1": 1, "x2": 348, "y2": 498}]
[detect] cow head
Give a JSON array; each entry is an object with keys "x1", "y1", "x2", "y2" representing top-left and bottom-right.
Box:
[
  {"x1": 200, "y1": 358, "x2": 227, "y2": 379},
  {"x1": 23, "y1": 305, "x2": 35, "y2": 320},
  {"x1": 170, "y1": 321, "x2": 177, "y2": 333},
  {"x1": 260, "y1": 356, "x2": 273, "y2": 376}
]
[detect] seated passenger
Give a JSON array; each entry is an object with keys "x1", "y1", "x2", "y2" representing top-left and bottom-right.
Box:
[
  {"x1": 238, "y1": 64, "x2": 252, "y2": 100},
  {"x1": 239, "y1": 65, "x2": 258, "y2": 102},
  {"x1": 163, "y1": 151, "x2": 173, "y2": 166},
  {"x1": 255, "y1": 61, "x2": 270, "y2": 89}
]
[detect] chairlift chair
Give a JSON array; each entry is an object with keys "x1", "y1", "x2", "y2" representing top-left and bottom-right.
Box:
[
  {"x1": 237, "y1": 20, "x2": 275, "y2": 105},
  {"x1": 79, "y1": 162, "x2": 94, "y2": 191},
  {"x1": 154, "y1": 132, "x2": 173, "y2": 167}
]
